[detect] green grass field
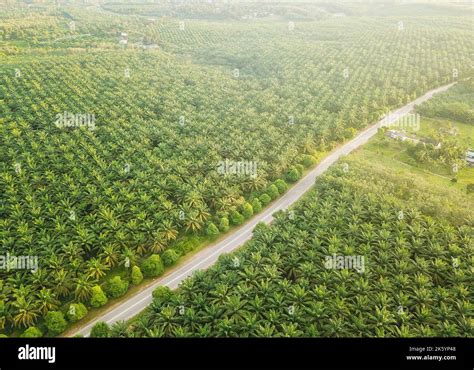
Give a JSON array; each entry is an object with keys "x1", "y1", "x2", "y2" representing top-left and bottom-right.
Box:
[{"x1": 357, "y1": 111, "x2": 474, "y2": 191}]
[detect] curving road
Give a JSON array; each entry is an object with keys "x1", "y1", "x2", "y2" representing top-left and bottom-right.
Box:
[{"x1": 69, "y1": 82, "x2": 455, "y2": 337}]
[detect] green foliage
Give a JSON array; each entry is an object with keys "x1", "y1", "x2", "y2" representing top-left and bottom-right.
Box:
[
  {"x1": 230, "y1": 211, "x2": 245, "y2": 226},
  {"x1": 206, "y1": 222, "x2": 220, "y2": 236},
  {"x1": 218, "y1": 217, "x2": 230, "y2": 233},
  {"x1": 241, "y1": 202, "x2": 254, "y2": 219},
  {"x1": 0, "y1": 1, "x2": 472, "y2": 335},
  {"x1": 44, "y1": 311, "x2": 67, "y2": 336},
  {"x1": 128, "y1": 160, "x2": 473, "y2": 338},
  {"x1": 21, "y1": 327, "x2": 43, "y2": 338},
  {"x1": 300, "y1": 154, "x2": 317, "y2": 168},
  {"x1": 104, "y1": 276, "x2": 129, "y2": 299},
  {"x1": 141, "y1": 255, "x2": 164, "y2": 278},
  {"x1": 251, "y1": 198, "x2": 262, "y2": 213},
  {"x1": 131, "y1": 266, "x2": 144, "y2": 285},
  {"x1": 273, "y1": 179, "x2": 288, "y2": 194},
  {"x1": 296, "y1": 164, "x2": 305, "y2": 175},
  {"x1": 161, "y1": 249, "x2": 180, "y2": 267},
  {"x1": 285, "y1": 167, "x2": 301, "y2": 183},
  {"x1": 66, "y1": 303, "x2": 88, "y2": 323},
  {"x1": 467, "y1": 184, "x2": 474, "y2": 194},
  {"x1": 266, "y1": 184, "x2": 280, "y2": 200},
  {"x1": 253, "y1": 222, "x2": 270, "y2": 237},
  {"x1": 259, "y1": 194, "x2": 272, "y2": 206},
  {"x1": 152, "y1": 286, "x2": 173, "y2": 303},
  {"x1": 90, "y1": 285, "x2": 108, "y2": 308},
  {"x1": 408, "y1": 137, "x2": 466, "y2": 168},
  {"x1": 417, "y1": 80, "x2": 474, "y2": 124},
  {"x1": 90, "y1": 322, "x2": 110, "y2": 338},
  {"x1": 173, "y1": 237, "x2": 201, "y2": 255}
]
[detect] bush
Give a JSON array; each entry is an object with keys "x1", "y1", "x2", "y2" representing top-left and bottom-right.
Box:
[
  {"x1": 230, "y1": 211, "x2": 245, "y2": 225},
  {"x1": 186, "y1": 236, "x2": 202, "y2": 248},
  {"x1": 131, "y1": 265, "x2": 144, "y2": 285},
  {"x1": 218, "y1": 217, "x2": 229, "y2": 232},
  {"x1": 152, "y1": 286, "x2": 173, "y2": 302},
  {"x1": 162, "y1": 249, "x2": 180, "y2": 267},
  {"x1": 173, "y1": 240, "x2": 189, "y2": 255},
  {"x1": 90, "y1": 322, "x2": 110, "y2": 338},
  {"x1": 21, "y1": 327, "x2": 42, "y2": 338},
  {"x1": 253, "y1": 222, "x2": 270, "y2": 237},
  {"x1": 251, "y1": 198, "x2": 262, "y2": 213},
  {"x1": 267, "y1": 184, "x2": 279, "y2": 200},
  {"x1": 285, "y1": 167, "x2": 301, "y2": 183},
  {"x1": 241, "y1": 202, "x2": 254, "y2": 219},
  {"x1": 173, "y1": 237, "x2": 201, "y2": 255},
  {"x1": 259, "y1": 193, "x2": 271, "y2": 206},
  {"x1": 296, "y1": 164, "x2": 305, "y2": 175},
  {"x1": 90, "y1": 285, "x2": 108, "y2": 308},
  {"x1": 44, "y1": 311, "x2": 67, "y2": 336},
  {"x1": 0, "y1": 334, "x2": 8, "y2": 338},
  {"x1": 467, "y1": 183, "x2": 474, "y2": 194},
  {"x1": 301, "y1": 154, "x2": 317, "y2": 168},
  {"x1": 274, "y1": 179, "x2": 288, "y2": 194},
  {"x1": 105, "y1": 276, "x2": 129, "y2": 298},
  {"x1": 66, "y1": 303, "x2": 88, "y2": 323},
  {"x1": 206, "y1": 222, "x2": 219, "y2": 236},
  {"x1": 141, "y1": 254, "x2": 164, "y2": 278}
]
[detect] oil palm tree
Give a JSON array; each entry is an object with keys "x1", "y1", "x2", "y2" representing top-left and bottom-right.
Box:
[
  {"x1": 12, "y1": 296, "x2": 40, "y2": 328},
  {"x1": 36, "y1": 288, "x2": 60, "y2": 315},
  {"x1": 86, "y1": 258, "x2": 109, "y2": 280},
  {"x1": 73, "y1": 274, "x2": 95, "y2": 303}
]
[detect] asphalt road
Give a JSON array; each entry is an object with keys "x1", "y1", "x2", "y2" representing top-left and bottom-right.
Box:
[{"x1": 69, "y1": 82, "x2": 455, "y2": 337}]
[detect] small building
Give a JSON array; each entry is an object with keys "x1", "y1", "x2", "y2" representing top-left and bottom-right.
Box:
[
  {"x1": 386, "y1": 130, "x2": 405, "y2": 140},
  {"x1": 466, "y1": 150, "x2": 474, "y2": 167},
  {"x1": 439, "y1": 126, "x2": 458, "y2": 136},
  {"x1": 385, "y1": 130, "x2": 419, "y2": 144},
  {"x1": 385, "y1": 129, "x2": 442, "y2": 149},
  {"x1": 136, "y1": 41, "x2": 159, "y2": 50},
  {"x1": 141, "y1": 44, "x2": 158, "y2": 50}
]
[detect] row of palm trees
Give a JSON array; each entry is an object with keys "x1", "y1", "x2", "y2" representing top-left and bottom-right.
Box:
[{"x1": 123, "y1": 160, "x2": 471, "y2": 338}]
